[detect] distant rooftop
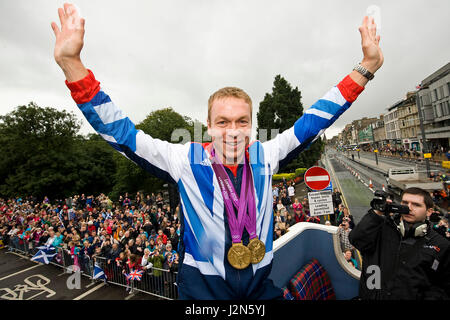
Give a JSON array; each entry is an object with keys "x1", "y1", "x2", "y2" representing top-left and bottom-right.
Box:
[{"x1": 421, "y1": 62, "x2": 450, "y2": 87}]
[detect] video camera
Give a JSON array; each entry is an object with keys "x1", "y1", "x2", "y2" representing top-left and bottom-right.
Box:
[{"x1": 370, "y1": 190, "x2": 409, "y2": 217}]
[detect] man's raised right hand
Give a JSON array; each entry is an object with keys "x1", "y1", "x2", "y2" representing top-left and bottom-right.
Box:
[
  {"x1": 51, "y1": 3, "x2": 85, "y2": 65},
  {"x1": 51, "y1": 3, "x2": 88, "y2": 82}
]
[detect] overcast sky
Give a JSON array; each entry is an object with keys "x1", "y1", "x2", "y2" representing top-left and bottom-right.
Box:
[{"x1": 0, "y1": 0, "x2": 449, "y2": 140}]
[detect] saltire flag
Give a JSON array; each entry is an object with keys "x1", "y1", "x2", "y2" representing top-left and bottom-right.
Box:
[
  {"x1": 36, "y1": 245, "x2": 53, "y2": 250},
  {"x1": 31, "y1": 246, "x2": 57, "y2": 264},
  {"x1": 93, "y1": 264, "x2": 107, "y2": 280},
  {"x1": 58, "y1": 212, "x2": 65, "y2": 229},
  {"x1": 126, "y1": 269, "x2": 143, "y2": 281},
  {"x1": 68, "y1": 209, "x2": 76, "y2": 221}
]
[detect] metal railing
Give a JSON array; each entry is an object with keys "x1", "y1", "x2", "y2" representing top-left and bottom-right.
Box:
[
  {"x1": 93, "y1": 256, "x2": 178, "y2": 300},
  {"x1": 3, "y1": 237, "x2": 178, "y2": 300}
]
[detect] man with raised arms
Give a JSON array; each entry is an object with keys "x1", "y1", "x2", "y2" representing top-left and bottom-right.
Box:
[{"x1": 51, "y1": 3, "x2": 383, "y2": 299}]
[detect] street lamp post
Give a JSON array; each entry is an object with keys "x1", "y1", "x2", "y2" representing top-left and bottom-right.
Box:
[{"x1": 416, "y1": 90, "x2": 431, "y2": 177}]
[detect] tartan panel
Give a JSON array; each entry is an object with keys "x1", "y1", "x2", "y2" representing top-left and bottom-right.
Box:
[{"x1": 288, "y1": 258, "x2": 336, "y2": 300}]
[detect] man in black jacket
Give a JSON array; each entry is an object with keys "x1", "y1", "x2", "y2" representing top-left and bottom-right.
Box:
[{"x1": 349, "y1": 187, "x2": 450, "y2": 300}]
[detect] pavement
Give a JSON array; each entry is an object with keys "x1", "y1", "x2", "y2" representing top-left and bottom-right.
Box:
[
  {"x1": 0, "y1": 249, "x2": 157, "y2": 300},
  {"x1": 333, "y1": 150, "x2": 449, "y2": 213},
  {"x1": 325, "y1": 155, "x2": 374, "y2": 224},
  {"x1": 348, "y1": 154, "x2": 391, "y2": 174}
]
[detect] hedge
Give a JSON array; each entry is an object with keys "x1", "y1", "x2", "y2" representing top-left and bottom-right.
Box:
[{"x1": 272, "y1": 168, "x2": 307, "y2": 182}]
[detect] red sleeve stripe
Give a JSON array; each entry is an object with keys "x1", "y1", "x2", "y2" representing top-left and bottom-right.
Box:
[
  {"x1": 336, "y1": 75, "x2": 364, "y2": 103},
  {"x1": 65, "y1": 69, "x2": 101, "y2": 105}
]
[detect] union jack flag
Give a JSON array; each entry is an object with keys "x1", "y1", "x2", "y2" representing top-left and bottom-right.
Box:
[{"x1": 126, "y1": 269, "x2": 143, "y2": 281}]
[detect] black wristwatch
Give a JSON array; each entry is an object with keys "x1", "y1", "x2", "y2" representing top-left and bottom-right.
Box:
[{"x1": 353, "y1": 63, "x2": 375, "y2": 80}]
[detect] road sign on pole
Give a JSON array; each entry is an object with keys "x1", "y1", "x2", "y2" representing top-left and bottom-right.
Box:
[
  {"x1": 304, "y1": 166, "x2": 331, "y2": 191},
  {"x1": 324, "y1": 180, "x2": 333, "y2": 191},
  {"x1": 308, "y1": 190, "x2": 334, "y2": 217}
]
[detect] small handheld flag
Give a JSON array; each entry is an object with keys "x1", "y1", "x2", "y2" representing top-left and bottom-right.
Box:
[
  {"x1": 126, "y1": 269, "x2": 143, "y2": 281},
  {"x1": 31, "y1": 247, "x2": 57, "y2": 264},
  {"x1": 93, "y1": 264, "x2": 107, "y2": 280}
]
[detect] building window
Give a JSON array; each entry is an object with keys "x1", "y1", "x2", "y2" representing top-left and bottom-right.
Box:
[
  {"x1": 443, "y1": 101, "x2": 450, "y2": 116},
  {"x1": 439, "y1": 86, "x2": 444, "y2": 99},
  {"x1": 436, "y1": 103, "x2": 443, "y2": 117}
]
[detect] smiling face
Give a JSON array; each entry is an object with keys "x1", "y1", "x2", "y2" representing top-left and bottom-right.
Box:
[{"x1": 207, "y1": 89, "x2": 252, "y2": 166}]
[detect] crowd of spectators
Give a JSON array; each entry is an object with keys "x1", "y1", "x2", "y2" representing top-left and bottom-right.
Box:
[
  {"x1": 271, "y1": 181, "x2": 361, "y2": 270},
  {"x1": 271, "y1": 179, "x2": 321, "y2": 241},
  {"x1": 6, "y1": 180, "x2": 446, "y2": 292},
  {"x1": 0, "y1": 192, "x2": 181, "y2": 294},
  {"x1": 355, "y1": 144, "x2": 450, "y2": 162}
]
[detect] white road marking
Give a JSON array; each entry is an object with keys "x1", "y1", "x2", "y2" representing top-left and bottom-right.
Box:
[
  {"x1": 6, "y1": 251, "x2": 29, "y2": 259},
  {"x1": 85, "y1": 282, "x2": 97, "y2": 289},
  {"x1": 0, "y1": 274, "x2": 55, "y2": 300},
  {"x1": 0, "y1": 264, "x2": 42, "y2": 281},
  {"x1": 125, "y1": 292, "x2": 136, "y2": 300},
  {"x1": 72, "y1": 282, "x2": 105, "y2": 300}
]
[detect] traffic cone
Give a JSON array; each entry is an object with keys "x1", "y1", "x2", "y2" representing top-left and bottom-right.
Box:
[
  {"x1": 382, "y1": 184, "x2": 386, "y2": 191},
  {"x1": 369, "y1": 179, "x2": 373, "y2": 188}
]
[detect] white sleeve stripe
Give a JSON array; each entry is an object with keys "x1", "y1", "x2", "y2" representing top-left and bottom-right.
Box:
[
  {"x1": 93, "y1": 101, "x2": 126, "y2": 125},
  {"x1": 304, "y1": 108, "x2": 334, "y2": 120},
  {"x1": 100, "y1": 133, "x2": 117, "y2": 143},
  {"x1": 183, "y1": 253, "x2": 221, "y2": 276},
  {"x1": 321, "y1": 86, "x2": 347, "y2": 106}
]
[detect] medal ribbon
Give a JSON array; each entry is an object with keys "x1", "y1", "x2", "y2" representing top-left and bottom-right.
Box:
[
  {"x1": 244, "y1": 164, "x2": 257, "y2": 240},
  {"x1": 211, "y1": 149, "x2": 255, "y2": 244}
]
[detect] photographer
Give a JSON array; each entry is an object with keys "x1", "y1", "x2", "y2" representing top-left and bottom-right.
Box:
[
  {"x1": 338, "y1": 220, "x2": 353, "y2": 253},
  {"x1": 349, "y1": 187, "x2": 450, "y2": 300},
  {"x1": 337, "y1": 207, "x2": 355, "y2": 229},
  {"x1": 433, "y1": 218, "x2": 450, "y2": 241}
]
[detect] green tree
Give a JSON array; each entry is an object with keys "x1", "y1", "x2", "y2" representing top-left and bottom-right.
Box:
[
  {"x1": 72, "y1": 133, "x2": 116, "y2": 196},
  {"x1": 256, "y1": 75, "x2": 324, "y2": 173},
  {"x1": 0, "y1": 103, "x2": 116, "y2": 199}
]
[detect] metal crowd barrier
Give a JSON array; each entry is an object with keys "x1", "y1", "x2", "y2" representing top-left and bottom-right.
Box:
[
  {"x1": 4, "y1": 238, "x2": 178, "y2": 300},
  {"x1": 93, "y1": 256, "x2": 178, "y2": 300}
]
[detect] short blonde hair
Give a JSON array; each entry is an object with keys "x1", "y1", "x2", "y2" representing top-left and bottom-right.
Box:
[{"x1": 208, "y1": 87, "x2": 252, "y2": 122}]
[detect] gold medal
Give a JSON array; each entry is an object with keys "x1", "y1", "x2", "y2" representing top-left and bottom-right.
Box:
[
  {"x1": 227, "y1": 242, "x2": 251, "y2": 269},
  {"x1": 247, "y1": 237, "x2": 266, "y2": 264}
]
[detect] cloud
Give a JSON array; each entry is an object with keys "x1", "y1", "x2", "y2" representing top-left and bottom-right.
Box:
[{"x1": 1, "y1": 0, "x2": 449, "y2": 139}]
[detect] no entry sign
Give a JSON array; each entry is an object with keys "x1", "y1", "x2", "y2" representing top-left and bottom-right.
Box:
[{"x1": 304, "y1": 166, "x2": 331, "y2": 191}]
